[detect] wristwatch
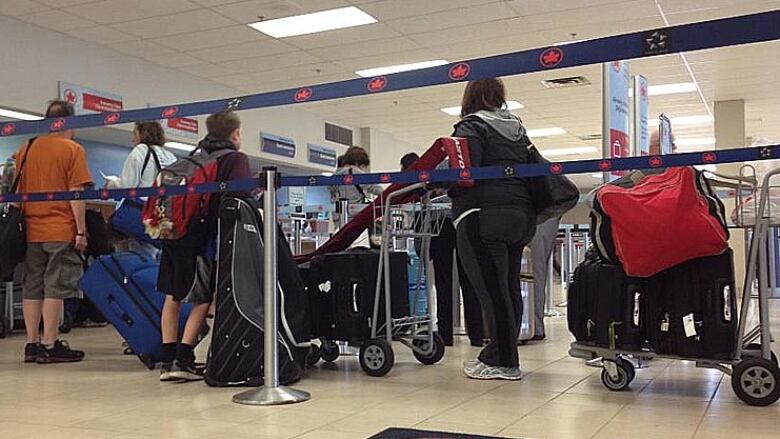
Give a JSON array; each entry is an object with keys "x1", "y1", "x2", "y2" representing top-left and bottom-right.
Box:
[{"x1": 76, "y1": 232, "x2": 85, "y2": 237}]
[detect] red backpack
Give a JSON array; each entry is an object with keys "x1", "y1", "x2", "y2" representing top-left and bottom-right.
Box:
[{"x1": 142, "y1": 149, "x2": 233, "y2": 241}]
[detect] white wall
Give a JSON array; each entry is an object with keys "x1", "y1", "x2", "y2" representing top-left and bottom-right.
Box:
[
  {"x1": 363, "y1": 127, "x2": 424, "y2": 172},
  {"x1": 0, "y1": 15, "x2": 352, "y2": 172}
]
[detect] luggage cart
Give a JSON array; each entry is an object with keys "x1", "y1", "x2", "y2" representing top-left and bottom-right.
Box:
[
  {"x1": 357, "y1": 183, "x2": 448, "y2": 376},
  {"x1": 569, "y1": 167, "x2": 780, "y2": 406}
]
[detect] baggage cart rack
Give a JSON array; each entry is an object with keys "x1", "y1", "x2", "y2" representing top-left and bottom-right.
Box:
[{"x1": 570, "y1": 168, "x2": 780, "y2": 406}]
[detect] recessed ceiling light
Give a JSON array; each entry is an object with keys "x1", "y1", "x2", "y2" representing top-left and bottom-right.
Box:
[
  {"x1": 629, "y1": 82, "x2": 698, "y2": 97},
  {"x1": 356, "y1": 60, "x2": 448, "y2": 78},
  {"x1": 542, "y1": 146, "x2": 597, "y2": 157},
  {"x1": 0, "y1": 107, "x2": 43, "y2": 121},
  {"x1": 165, "y1": 141, "x2": 197, "y2": 152},
  {"x1": 553, "y1": 39, "x2": 586, "y2": 46},
  {"x1": 440, "y1": 101, "x2": 524, "y2": 116},
  {"x1": 248, "y1": 6, "x2": 377, "y2": 38},
  {"x1": 527, "y1": 127, "x2": 567, "y2": 138},
  {"x1": 668, "y1": 115, "x2": 713, "y2": 126},
  {"x1": 675, "y1": 137, "x2": 716, "y2": 147}
]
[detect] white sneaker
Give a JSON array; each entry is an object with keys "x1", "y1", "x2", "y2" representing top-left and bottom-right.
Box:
[
  {"x1": 462, "y1": 359, "x2": 481, "y2": 373},
  {"x1": 465, "y1": 364, "x2": 523, "y2": 381}
]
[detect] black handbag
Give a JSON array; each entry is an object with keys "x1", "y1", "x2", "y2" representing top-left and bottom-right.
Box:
[
  {"x1": 0, "y1": 138, "x2": 35, "y2": 281},
  {"x1": 525, "y1": 139, "x2": 580, "y2": 224}
]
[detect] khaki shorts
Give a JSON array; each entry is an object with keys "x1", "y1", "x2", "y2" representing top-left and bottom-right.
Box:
[{"x1": 23, "y1": 243, "x2": 83, "y2": 300}]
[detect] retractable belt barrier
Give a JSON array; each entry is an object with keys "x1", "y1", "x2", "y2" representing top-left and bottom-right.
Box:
[
  {"x1": 1, "y1": 144, "x2": 777, "y2": 203},
  {"x1": 0, "y1": 10, "x2": 778, "y2": 138}
]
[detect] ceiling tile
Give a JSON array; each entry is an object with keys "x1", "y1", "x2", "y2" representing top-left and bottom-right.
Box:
[
  {"x1": 67, "y1": 0, "x2": 200, "y2": 25},
  {"x1": 285, "y1": 22, "x2": 400, "y2": 50},
  {"x1": 214, "y1": 0, "x2": 349, "y2": 24},
  {"x1": 506, "y1": 0, "x2": 626, "y2": 16},
  {"x1": 0, "y1": 0, "x2": 49, "y2": 16},
  {"x1": 35, "y1": 0, "x2": 101, "y2": 6},
  {"x1": 386, "y1": 2, "x2": 518, "y2": 35},
  {"x1": 151, "y1": 25, "x2": 267, "y2": 51},
  {"x1": 106, "y1": 40, "x2": 177, "y2": 58},
  {"x1": 308, "y1": 36, "x2": 421, "y2": 61},
  {"x1": 17, "y1": 10, "x2": 96, "y2": 32},
  {"x1": 62, "y1": 26, "x2": 139, "y2": 45},
  {"x1": 111, "y1": 9, "x2": 235, "y2": 38},
  {"x1": 142, "y1": 52, "x2": 204, "y2": 68},
  {"x1": 187, "y1": 39, "x2": 296, "y2": 62},
  {"x1": 358, "y1": 0, "x2": 497, "y2": 21},
  {"x1": 221, "y1": 51, "x2": 326, "y2": 73},
  {"x1": 182, "y1": 62, "x2": 243, "y2": 78}
]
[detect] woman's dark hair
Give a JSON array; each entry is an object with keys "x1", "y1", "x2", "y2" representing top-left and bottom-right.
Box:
[
  {"x1": 46, "y1": 100, "x2": 75, "y2": 118},
  {"x1": 342, "y1": 146, "x2": 370, "y2": 168},
  {"x1": 460, "y1": 78, "x2": 507, "y2": 118},
  {"x1": 400, "y1": 152, "x2": 420, "y2": 171},
  {"x1": 134, "y1": 121, "x2": 166, "y2": 146},
  {"x1": 337, "y1": 155, "x2": 345, "y2": 168}
]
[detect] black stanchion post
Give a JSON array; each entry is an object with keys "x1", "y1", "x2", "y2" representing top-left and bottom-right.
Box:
[{"x1": 233, "y1": 167, "x2": 310, "y2": 406}]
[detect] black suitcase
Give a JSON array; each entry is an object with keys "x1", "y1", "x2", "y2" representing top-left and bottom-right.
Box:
[
  {"x1": 568, "y1": 254, "x2": 646, "y2": 351},
  {"x1": 206, "y1": 197, "x2": 310, "y2": 387},
  {"x1": 644, "y1": 249, "x2": 738, "y2": 360},
  {"x1": 308, "y1": 249, "x2": 409, "y2": 342}
]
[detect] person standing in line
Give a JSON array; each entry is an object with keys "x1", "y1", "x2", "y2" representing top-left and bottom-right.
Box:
[
  {"x1": 106, "y1": 121, "x2": 177, "y2": 258},
  {"x1": 528, "y1": 217, "x2": 560, "y2": 341},
  {"x1": 400, "y1": 152, "x2": 484, "y2": 347},
  {"x1": 17, "y1": 100, "x2": 92, "y2": 364},
  {"x1": 451, "y1": 79, "x2": 536, "y2": 380},
  {"x1": 156, "y1": 111, "x2": 251, "y2": 382}
]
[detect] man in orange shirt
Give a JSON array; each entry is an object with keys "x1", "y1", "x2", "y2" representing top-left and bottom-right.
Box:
[{"x1": 16, "y1": 100, "x2": 92, "y2": 364}]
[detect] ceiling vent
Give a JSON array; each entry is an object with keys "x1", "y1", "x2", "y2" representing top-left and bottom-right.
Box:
[
  {"x1": 578, "y1": 134, "x2": 603, "y2": 142},
  {"x1": 541, "y1": 76, "x2": 591, "y2": 89},
  {"x1": 325, "y1": 122, "x2": 353, "y2": 147}
]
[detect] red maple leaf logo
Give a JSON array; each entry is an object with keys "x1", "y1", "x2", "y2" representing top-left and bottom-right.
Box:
[
  {"x1": 2, "y1": 123, "x2": 16, "y2": 136},
  {"x1": 46, "y1": 193, "x2": 55, "y2": 201},
  {"x1": 104, "y1": 113, "x2": 121, "y2": 124},
  {"x1": 64, "y1": 89, "x2": 78, "y2": 104},
  {"x1": 157, "y1": 188, "x2": 166, "y2": 196},
  {"x1": 367, "y1": 76, "x2": 387, "y2": 92},
  {"x1": 100, "y1": 190, "x2": 110, "y2": 200},
  {"x1": 294, "y1": 88, "x2": 312, "y2": 102},
  {"x1": 21, "y1": 194, "x2": 29, "y2": 202},
  {"x1": 649, "y1": 156, "x2": 663, "y2": 167},
  {"x1": 598, "y1": 160, "x2": 612, "y2": 171},
  {"x1": 550, "y1": 163, "x2": 563, "y2": 174},
  {"x1": 539, "y1": 48, "x2": 563, "y2": 68},
  {"x1": 343, "y1": 175, "x2": 354, "y2": 185},
  {"x1": 448, "y1": 63, "x2": 471, "y2": 81},
  {"x1": 187, "y1": 185, "x2": 197, "y2": 194},
  {"x1": 161, "y1": 106, "x2": 179, "y2": 118},
  {"x1": 460, "y1": 169, "x2": 471, "y2": 179},
  {"x1": 128, "y1": 189, "x2": 138, "y2": 198},
  {"x1": 612, "y1": 61, "x2": 622, "y2": 72},
  {"x1": 702, "y1": 152, "x2": 717, "y2": 163},
  {"x1": 380, "y1": 174, "x2": 391, "y2": 183},
  {"x1": 418, "y1": 171, "x2": 430, "y2": 181},
  {"x1": 50, "y1": 118, "x2": 66, "y2": 131}
]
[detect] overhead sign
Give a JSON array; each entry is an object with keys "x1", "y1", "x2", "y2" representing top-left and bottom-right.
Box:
[
  {"x1": 165, "y1": 117, "x2": 199, "y2": 140},
  {"x1": 633, "y1": 75, "x2": 650, "y2": 156},
  {"x1": 59, "y1": 81, "x2": 123, "y2": 116},
  {"x1": 602, "y1": 61, "x2": 631, "y2": 180},
  {"x1": 261, "y1": 132, "x2": 296, "y2": 158},
  {"x1": 308, "y1": 144, "x2": 337, "y2": 167}
]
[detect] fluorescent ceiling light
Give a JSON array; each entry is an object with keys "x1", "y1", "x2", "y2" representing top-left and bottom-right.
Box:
[
  {"x1": 668, "y1": 115, "x2": 713, "y2": 126},
  {"x1": 629, "y1": 82, "x2": 698, "y2": 97},
  {"x1": 356, "y1": 60, "x2": 448, "y2": 78},
  {"x1": 553, "y1": 39, "x2": 586, "y2": 46},
  {"x1": 527, "y1": 127, "x2": 567, "y2": 138},
  {"x1": 248, "y1": 6, "x2": 377, "y2": 38},
  {"x1": 0, "y1": 107, "x2": 43, "y2": 121},
  {"x1": 165, "y1": 141, "x2": 197, "y2": 152},
  {"x1": 675, "y1": 137, "x2": 716, "y2": 147},
  {"x1": 440, "y1": 101, "x2": 524, "y2": 116},
  {"x1": 321, "y1": 172, "x2": 334, "y2": 177},
  {"x1": 542, "y1": 146, "x2": 597, "y2": 157}
]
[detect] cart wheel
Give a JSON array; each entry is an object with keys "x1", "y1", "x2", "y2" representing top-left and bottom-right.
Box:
[
  {"x1": 731, "y1": 358, "x2": 780, "y2": 407},
  {"x1": 306, "y1": 344, "x2": 321, "y2": 366},
  {"x1": 320, "y1": 340, "x2": 340, "y2": 363},
  {"x1": 413, "y1": 332, "x2": 446, "y2": 365},
  {"x1": 359, "y1": 339, "x2": 394, "y2": 377},
  {"x1": 618, "y1": 357, "x2": 637, "y2": 383},
  {"x1": 0, "y1": 316, "x2": 10, "y2": 339},
  {"x1": 123, "y1": 346, "x2": 135, "y2": 355},
  {"x1": 138, "y1": 354, "x2": 156, "y2": 370},
  {"x1": 58, "y1": 311, "x2": 73, "y2": 334},
  {"x1": 600, "y1": 360, "x2": 633, "y2": 391},
  {"x1": 743, "y1": 343, "x2": 779, "y2": 366}
]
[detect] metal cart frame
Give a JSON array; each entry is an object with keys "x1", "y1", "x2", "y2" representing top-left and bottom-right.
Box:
[{"x1": 570, "y1": 166, "x2": 780, "y2": 406}]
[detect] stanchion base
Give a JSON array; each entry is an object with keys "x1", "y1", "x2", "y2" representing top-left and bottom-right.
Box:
[{"x1": 232, "y1": 386, "x2": 311, "y2": 406}]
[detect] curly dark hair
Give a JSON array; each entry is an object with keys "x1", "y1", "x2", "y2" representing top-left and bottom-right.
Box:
[{"x1": 134, "y1": 121, "x2": 166, "y2": 146}]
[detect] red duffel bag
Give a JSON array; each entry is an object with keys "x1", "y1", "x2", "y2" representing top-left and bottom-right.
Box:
[{"x1": 591, "y1": 166, "x2": 729, "y2": 277}]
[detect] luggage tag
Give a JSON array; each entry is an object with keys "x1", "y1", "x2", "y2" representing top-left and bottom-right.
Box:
[
  {"x1": 661, "y1": 313, "x2": 670, "y2": 332},
  {"x1": 683, "y1": 313, "x2": 697, "y2": 338}
]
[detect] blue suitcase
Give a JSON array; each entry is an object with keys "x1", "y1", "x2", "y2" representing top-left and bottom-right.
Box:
[{"x1": 80, "y1": 252, "x2": 191, "y2": 369}]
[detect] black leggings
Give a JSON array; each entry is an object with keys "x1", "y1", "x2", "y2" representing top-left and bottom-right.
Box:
[{"x1": 456, "y1": 208, "x2": 535, "y2": 368}]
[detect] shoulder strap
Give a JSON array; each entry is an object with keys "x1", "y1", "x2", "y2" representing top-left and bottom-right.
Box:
[
  {"x1": 11, "y1": 137, "x2": 36, "y2": 194},
  {"x1": 349, "y1": 168, "x2": 368, "y2": 202}
]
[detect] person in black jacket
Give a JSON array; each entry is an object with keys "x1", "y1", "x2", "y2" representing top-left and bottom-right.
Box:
[{"x1": 452, "y1": 78, "x2": 536, "y2": 380}]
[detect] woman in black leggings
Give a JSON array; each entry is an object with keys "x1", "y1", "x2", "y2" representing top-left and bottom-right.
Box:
[{"x1": 451, "y1": 78, "x2": 536, "y2": 380}]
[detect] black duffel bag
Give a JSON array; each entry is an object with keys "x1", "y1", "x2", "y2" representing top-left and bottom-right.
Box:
[
  {"x1": 0, "y1": 138, "x2": 35, "y2": 281},
  {"x1": 526, "y1": 138, "x2": 580, "y2": 224}
]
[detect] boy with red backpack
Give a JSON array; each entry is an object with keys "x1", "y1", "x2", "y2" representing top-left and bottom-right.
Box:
[{"x1": 146, "y1": 111, "x2": 251, "y2": 382}]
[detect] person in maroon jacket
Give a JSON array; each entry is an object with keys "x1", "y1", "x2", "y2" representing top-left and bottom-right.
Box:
[{"x1": 157, "y1": 111, "x2": 252, "y2": 382}]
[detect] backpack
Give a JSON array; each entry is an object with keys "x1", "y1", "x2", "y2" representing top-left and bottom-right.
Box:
[{"x1": 142, "y1": 148, "x2": 233, "y2": 241}]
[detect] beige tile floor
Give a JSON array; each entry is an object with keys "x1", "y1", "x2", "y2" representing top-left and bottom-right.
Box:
[{"x1": 1, "y1": 302, "x2": 779, "y2": 439}]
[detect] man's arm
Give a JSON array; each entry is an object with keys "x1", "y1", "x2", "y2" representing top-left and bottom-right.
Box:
[{"x1": 69, "y1": 185, "x2": 88, "y2": 251}]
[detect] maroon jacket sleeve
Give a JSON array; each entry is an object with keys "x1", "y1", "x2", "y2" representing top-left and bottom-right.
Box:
[{"x1": 218, "y1": 151, "x2": 252, "y2": 197}]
